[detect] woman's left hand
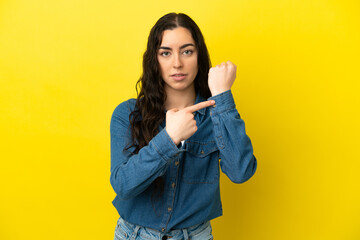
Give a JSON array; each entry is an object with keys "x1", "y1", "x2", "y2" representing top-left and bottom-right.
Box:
[{"x1": 208, "y1": 61, "x2": 237, "y2": 96}]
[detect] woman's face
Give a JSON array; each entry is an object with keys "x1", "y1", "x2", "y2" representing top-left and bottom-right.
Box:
[{"x1": 157, "y1": 27, "x2": 198, "y2": 94}]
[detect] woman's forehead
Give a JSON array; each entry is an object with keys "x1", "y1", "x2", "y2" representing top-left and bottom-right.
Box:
[{"x1": 160, "y1": 27, "x2": 195, "y2": 47}]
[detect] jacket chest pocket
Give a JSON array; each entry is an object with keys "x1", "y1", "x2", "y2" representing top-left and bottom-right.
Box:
[{"x1": 181, "y1": 141, "x2": 219, "y2": 184}]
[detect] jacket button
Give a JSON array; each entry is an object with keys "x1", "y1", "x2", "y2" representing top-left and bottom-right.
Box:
[
  {"x1": 201, "y1": 150, "x2": 204, "y2": 154},
  {"x1": 172, "y1": 182, "x2": 175, "y2": 188},
  {"x1": 174, "y1": 161, "x2": 179, "y2": 166},
  {"x1": 168, "y1": 207, "x2": 172, "y2": 212},
  {"x1": 162, "y1": 228, "x2": 166, "y2": 232}
]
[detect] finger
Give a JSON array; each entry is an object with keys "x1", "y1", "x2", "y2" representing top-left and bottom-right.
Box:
[{"x1": 184, "y1": 100, "x2": 215, "y2": 113}]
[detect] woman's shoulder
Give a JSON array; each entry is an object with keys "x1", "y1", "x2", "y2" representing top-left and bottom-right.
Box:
[
  {"x1": 110, "y1": 99, "x2": 137, "y2": 132},
  {"x1": 111, "y1": 98, "x2": 137, "y2": 119}
]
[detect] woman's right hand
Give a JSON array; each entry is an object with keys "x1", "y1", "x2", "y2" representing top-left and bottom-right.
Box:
[{"x1": 165, "y1": 100, "x2": 215, "y2": 145}]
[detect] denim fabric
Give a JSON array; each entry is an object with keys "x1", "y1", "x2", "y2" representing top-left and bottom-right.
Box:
[
  {"x1": 114, "y1": 216, "x2": 213, "y2": 240},
  {"x1": 110, "y1": 90, "x2": 257, "y2": 233}
]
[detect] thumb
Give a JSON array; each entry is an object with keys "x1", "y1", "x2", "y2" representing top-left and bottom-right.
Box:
[{"x1": 168, "y1": 108, "x2": 179, "y2": 113}]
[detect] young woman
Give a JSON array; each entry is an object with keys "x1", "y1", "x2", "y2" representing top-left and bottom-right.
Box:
[{"x1": 110, "y1": 12, "x2": 257, "y2": 240}]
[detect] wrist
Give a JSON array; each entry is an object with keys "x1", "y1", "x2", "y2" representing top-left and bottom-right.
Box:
[
  {"x1": 165, "y1": 128, "x2": 181, "y2": 145},
  {"x1": 172, "y1": 137, "x2": 180, "y2": 146},
  {"x1": 211, "y1": 88, "x2": 230, "y2": 97}
]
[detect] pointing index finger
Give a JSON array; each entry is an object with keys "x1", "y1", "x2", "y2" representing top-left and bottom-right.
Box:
[{"x1": 184, "y1": 100, "x2": 215, "y2": 113}]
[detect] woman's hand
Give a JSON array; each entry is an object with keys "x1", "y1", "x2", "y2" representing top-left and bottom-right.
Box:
[
  {"x1": 208, "y1": 61, "x2": 237, "y2": 96},
  {"x1": 165, "y1": 100, "x2": 215, "y2": 145}
]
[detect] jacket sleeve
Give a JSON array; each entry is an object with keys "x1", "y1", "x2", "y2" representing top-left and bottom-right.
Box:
[
  {"x1": 110, "y1": 100, "x2": 180, "y2": 200},
  {"x1": 208, "y1": 90, "x2": 257, "y2": 183}
]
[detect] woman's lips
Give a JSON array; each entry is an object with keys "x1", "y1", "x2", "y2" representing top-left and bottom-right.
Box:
[{"x1": 171, "y1": 74, "x2": 187, "y2": 81}]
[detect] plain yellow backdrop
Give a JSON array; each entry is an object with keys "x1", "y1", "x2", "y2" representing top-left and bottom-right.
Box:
[{"x1": 1, "y1": 0, "x2": 359, "y2": 239}]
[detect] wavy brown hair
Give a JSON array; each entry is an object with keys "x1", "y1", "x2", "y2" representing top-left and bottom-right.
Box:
[{"x1": 127, "y1": 12, "x2": 211, "y2": 199}]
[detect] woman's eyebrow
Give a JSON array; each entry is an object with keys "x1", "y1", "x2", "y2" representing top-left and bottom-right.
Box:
[{"x1": 159, "y1": 43, "x2": 195, "y2": 50}]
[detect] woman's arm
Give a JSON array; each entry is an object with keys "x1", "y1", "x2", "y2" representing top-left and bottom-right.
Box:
[
  {"x1": 209, "y1": 90, "x2": 257, "y2": 183},
  {"x1": 110, "y1": 100, "x2": 180, "y2": 200},
  {"x1": 207, "y1": 61, "x2": 257, "y2": 183}
]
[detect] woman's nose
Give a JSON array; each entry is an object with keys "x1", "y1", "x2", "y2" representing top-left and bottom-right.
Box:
[{"x1": 173, "y1": 54, "x2": 183, "y2": 68}]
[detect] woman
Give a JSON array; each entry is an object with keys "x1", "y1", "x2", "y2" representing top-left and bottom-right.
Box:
[{"x1": 110, "y1": 12, "x2": 257, "y2": 240}]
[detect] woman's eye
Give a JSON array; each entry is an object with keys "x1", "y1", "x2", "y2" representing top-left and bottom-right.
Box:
[
  {"x1": 160, "y1": 52, "x2": 170, "y2": 57},
  {"x1": 183, "y1": 50, "x2": 193, "y2": 55}
]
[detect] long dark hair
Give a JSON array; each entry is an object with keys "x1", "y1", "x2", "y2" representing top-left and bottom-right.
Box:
[{"x1": 127, "y1": 12, "x2": 211, "y2": 199}]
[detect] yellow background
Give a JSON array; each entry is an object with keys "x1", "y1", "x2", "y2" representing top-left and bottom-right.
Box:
[{"x1": 1, "y1": 0, "x2": 359, "y2": 239}]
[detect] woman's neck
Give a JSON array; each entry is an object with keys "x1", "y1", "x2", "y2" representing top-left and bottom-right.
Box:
[{"x1": 165, "y1": 87, "x2": 196, "y2": 110}]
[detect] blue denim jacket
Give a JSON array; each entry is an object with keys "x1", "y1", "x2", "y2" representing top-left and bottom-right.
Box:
[{"x1": 110, "y1": 90, "x2": 257, "y2": 233}]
